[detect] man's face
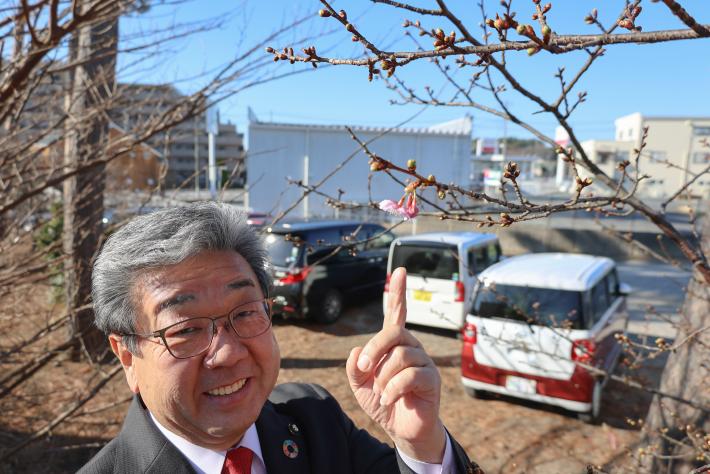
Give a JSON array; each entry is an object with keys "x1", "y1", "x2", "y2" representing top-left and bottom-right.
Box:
[{"x1": 109, "y1": 250, "x2": 280, "y2": 450}]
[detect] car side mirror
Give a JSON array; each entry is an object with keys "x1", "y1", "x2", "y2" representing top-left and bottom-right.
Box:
[{"x1": 618, "y1": 282, "x2": 632, "y2": 296}]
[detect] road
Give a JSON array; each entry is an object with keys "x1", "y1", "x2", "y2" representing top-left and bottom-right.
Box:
[{"x1": 617, "y1": 261, "x2": 691, "y2": 339}]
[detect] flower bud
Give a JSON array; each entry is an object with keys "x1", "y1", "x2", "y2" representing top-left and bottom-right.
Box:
[
  {"x1": 345, "y1": 23, "x2": 355, "y2": 33},
  {"x1": 318, "y1": 9, "x2": 330, "y2": 17},
  {"x1": 438, "y1": 190, "x2": 446, "y2": 200},
  {"x1": 265, "y1": 46, "x2": 274, "y2": 53},
  {"x1": 516, "y1": 24, "x2": 527, "y2": 34},
  {"x1": 407, "y1": 159, "x2": 417, "y2": 170}
]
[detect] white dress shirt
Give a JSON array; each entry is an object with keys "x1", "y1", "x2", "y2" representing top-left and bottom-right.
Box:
[{"x1": 150, "y1": 412, "x2": 454, "y2": 474}]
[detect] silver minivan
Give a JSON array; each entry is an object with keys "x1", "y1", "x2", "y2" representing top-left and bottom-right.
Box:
[{"x1": 384, "y1": 232, "x2": 501, "y2": 331}]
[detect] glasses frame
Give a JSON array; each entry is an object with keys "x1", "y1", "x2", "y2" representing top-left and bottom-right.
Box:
[{"x1": 123, "y1": 298, "x2": 272, "y2": 359}]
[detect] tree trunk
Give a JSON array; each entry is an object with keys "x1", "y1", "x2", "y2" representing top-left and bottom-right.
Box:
[
  {"x1": 63, "y1": 4, "x2": 118, "y2": 362},
  {"x1": 640, "y1": 215, "x2": 710, "y2": 472}
]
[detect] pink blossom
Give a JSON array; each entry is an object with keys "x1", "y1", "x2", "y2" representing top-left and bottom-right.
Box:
[
  {"x1": 378, "y1": 194, "x2": 419, "y2": 219},
  {"x1": 403, "y1": 193, "x2": 419, "y2": 218},
  {"x1": 378, "y1": 199, "x2": 400, "y2": 214}
]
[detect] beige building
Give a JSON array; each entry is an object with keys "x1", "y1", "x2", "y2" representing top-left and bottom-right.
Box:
[{"x1": 580, "y1": 113, "x2": 710, "y2": 199}]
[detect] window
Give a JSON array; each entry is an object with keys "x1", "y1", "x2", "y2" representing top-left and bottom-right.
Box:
[
  {"x1": 615, "y1": 151, "x2": 629, "y2": 162},
  {"x1": 264, "y1": 233, "x2": 301, "y2": 267},
  {"x1": 392, "y1": 244, "x2": 459, "y2": 280},
  {"x1": 597, "y1": 152, "x2": 612, "y2": 165},
  {"x1": 693, "y1": 126, "x2": 710, "y2": 136},
  {"x1": 487, "y1": 244, "x2": 500, "y2": 265},
  {"x1": 692, "y1": 152, "x2": 710, "y2": 164},
  {"x1": 467, "y1": 247, "x2": 485, "y2": 275},
  {"x1": 648, "y1": 150, "x2": 667, "y2": 162},
  {"x1": 466, "y1": 244, "x2": 500, "y2": 276},
  {"x1": 589, "y1": 278, "x2": 610, "y2": 326},
  {"x1": 605, "y1": 270, "x2": 619, "y2": 299},
  {"x1": 472, "y1": 284, "x2": 584, "y2": 329},
  {"x1": 364, "y1": 227, "x2": 394, "y2": 250}
]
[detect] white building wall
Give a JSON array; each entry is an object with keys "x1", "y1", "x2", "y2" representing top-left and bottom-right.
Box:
[{"x1": 247, "y1": 121, "x2": 470, "y2": 218}]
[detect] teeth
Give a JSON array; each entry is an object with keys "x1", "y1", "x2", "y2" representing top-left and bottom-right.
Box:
[{"x1": 208, "y1": 379, "x2": 246, "y2": 396}]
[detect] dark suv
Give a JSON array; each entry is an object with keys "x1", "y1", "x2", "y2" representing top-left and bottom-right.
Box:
[{"x1": 264, "y1": 220, "x2": 395, "y2": 323}]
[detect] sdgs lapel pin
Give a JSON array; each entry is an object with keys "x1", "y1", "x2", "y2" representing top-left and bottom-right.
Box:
[{"x1": 282, "y1": 439, "x2": 299, "y2": 459}]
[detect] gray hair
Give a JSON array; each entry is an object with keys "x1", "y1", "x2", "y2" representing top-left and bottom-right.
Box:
[{"x1": 92, "y1": 202, "x2": 270, "y2": 353}]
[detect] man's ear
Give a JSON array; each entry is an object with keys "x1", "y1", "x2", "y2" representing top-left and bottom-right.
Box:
[{"x1": 109, "y1": 334, "x2": 140, "y2": 394}]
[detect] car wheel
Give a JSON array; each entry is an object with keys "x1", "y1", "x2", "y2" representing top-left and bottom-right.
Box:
[
  {"x1": 313, "y1": 289, "x2": 343, "y2": 324},
  {"x1": 577, "y1": 380, "x2": 603, "y2": 424}
]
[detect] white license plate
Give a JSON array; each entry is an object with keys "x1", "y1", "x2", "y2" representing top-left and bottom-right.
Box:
[{"x1": 506, "y1": 376, "x2": 537, "y2": 394}]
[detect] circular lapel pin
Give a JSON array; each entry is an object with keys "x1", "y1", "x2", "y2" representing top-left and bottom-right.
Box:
[
  {"x1": 282, "y1": 439, "x2": 299, "y2": 459},
  {"x1": 288, "y1": 423, "x2": 300, "y2": 435}
]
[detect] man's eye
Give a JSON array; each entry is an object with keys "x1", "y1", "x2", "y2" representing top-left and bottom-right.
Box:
[
  {"x1": 171, "y1": 325, "x2": 203, "y2": 336},
  {"x1": 234, "y1": 310, "x2": 257, "y2": 319}
]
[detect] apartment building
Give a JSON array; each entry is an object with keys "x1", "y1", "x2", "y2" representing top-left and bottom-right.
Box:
[
  {"x1": 18, "y1": 76, "x2": 245, "y2": 189},
  {"x1": 114, "y1": 84, "x2": 245, "y2": 189},
  {"x1": 580, "y1": 113, "x2": 710, "y2": 198}
]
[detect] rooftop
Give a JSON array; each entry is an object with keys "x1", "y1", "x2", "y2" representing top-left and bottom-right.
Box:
[
  {"x1": 396, "y1": 231, "x2": 497, "y2": 247},
  {"x1": 266, "y1": 220, "x2": 374, "y2": 233},
  {"x1": 248, "y1": 108, "x2": 472, "y2": 137},
  {"x1": 478, "y1": 253, "x2": 615, "y2": 291}
]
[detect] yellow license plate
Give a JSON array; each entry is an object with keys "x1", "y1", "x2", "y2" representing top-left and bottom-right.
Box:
[{"x1": 413, "y1": 290, "x2": 432, "y2": 302}]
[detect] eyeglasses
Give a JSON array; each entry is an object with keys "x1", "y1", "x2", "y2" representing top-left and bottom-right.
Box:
[{"x1": 124, "y1": 298, "x2": 272, "y2": 359}]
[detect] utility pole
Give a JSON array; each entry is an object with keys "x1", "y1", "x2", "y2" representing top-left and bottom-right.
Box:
[
  {"x1": 194, "y1": 115, "x2": 200, "y2": 192},
  {"x1": 206, "y1": 104, "x2": 219, "y2": 200}
]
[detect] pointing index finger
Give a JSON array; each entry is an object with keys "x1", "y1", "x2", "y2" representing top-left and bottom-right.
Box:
[{"x1": 385, "y1": 266, "x2": 407, "y2": 328}]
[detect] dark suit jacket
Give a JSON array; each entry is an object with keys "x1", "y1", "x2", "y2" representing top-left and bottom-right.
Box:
[{"x1": 78, "y1": 383, "x2": 480, "y2": 473}]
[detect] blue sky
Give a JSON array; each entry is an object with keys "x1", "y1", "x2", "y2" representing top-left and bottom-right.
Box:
[{"x1": 119, "y1": 1, "x2": 710, "y2": 142}]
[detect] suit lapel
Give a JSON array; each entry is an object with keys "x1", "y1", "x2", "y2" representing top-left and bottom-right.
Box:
[
  {"x1": 255, "y1": 401, "x2": 311, "y2": 474},
  {"x1": 115, "y1": 396, "x2": 195, "y2": 474}
]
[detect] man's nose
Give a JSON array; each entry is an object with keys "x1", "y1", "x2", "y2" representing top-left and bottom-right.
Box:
[{"x1": 203, "y1": 319, "x2": 248, "y2": 368}]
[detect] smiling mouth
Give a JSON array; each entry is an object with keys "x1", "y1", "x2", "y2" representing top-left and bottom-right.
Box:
[{"x1": 207, "y1": 379, "x2": 247, "y2": 396}]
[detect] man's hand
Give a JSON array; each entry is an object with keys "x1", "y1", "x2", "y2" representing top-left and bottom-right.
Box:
[{"x1": 346, "y1": 267, "x2": 446, "y2": 463}]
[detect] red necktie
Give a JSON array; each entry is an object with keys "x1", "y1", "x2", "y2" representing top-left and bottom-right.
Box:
[{"x1": 221, "y1": 446, "x2": 253, "y2": 474}]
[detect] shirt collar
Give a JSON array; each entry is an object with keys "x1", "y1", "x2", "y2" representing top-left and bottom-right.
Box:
[{"x1": 149, "y1": 411, "x2": 265, "y2": 474}]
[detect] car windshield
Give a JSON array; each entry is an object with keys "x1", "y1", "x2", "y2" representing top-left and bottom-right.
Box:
[
  {"x1": 472, "y1": 283, "x2": 584, "y2": 329},
  {"x1": 264, "y1": 232, "x2": 302, "y2": 268},
  {"x1": 391, "y1": 243, "x2": 459, "y2": 280}
]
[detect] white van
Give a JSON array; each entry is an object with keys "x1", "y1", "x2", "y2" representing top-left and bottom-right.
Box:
[
  {"x1": 460, "y1": 253, "x2": 630, "y2": 421},
  {"x1": 384, "y1": 232, "x2": 501, "y2": 331}
]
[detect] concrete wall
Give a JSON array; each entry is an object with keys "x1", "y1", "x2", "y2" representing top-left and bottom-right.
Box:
[{"x1": 391, "y1": 215, "x2": 689, "y2": 262}]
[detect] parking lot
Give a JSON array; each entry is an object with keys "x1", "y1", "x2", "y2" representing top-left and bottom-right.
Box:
[{"x1": 272, "y1": 260, "x2": 690, "y2": 473}]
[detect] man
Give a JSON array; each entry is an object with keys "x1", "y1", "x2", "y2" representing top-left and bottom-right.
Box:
[{"x1": 80, "y1": 202, "x2": 481, "y2": 474}]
